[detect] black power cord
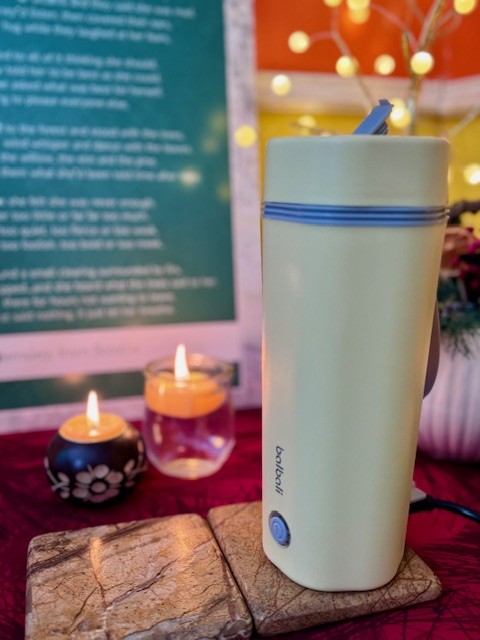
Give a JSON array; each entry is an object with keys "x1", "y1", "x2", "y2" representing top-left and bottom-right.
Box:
[{"x1": 410, "y1": 486, "x2": 480, "y2": 524}]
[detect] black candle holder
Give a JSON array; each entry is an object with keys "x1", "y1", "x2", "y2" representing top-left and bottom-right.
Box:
[{"x1": 45, "y1": 423, "x2": 146, "y2": 505}]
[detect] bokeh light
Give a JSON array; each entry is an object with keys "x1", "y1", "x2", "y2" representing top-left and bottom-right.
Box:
[
  {"x1": 454, "y1": 0, "x2": 478, "y2": 15},
  {"x1": 288, "y1": 31, "x2": 310, "y2": 53},
  {"x1": 270, "y1": 74, "x2": 293, "y2": 96},
  {"x1": 348, "y1": 8, "x2": 371, "y2": 23},
  {"x1": 234, "y1": 125, "x2": 257, "y2": 147},
  {"x1": 389, "y1": 98, "x2": 412, "y2": 129},
  {"x1": 374, "y1": 54, "x2": 396, "y2": 76},
  {"x1": 463, "y1": 163, "x2": 480, "y2": 185},
  {"x1": 410, "y1": 51, "x2": 434, "y2": 75},
  {"x1": 346, "y1": 0, "x2": 370, "y2": 8},
  {"x1": 335, "y1": 55, "x2": 358, "y2": 78}
]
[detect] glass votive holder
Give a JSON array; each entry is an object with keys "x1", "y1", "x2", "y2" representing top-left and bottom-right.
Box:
[{"x1": 143, "y1": 353, "x2": 235, "y2": 479}]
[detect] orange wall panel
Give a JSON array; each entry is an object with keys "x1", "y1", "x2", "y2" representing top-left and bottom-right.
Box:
[{"x1": 255, "y1": 0, "x2": 480, "y2": 78}]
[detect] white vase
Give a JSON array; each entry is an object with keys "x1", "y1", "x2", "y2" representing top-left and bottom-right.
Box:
[{"x1": 418, "y1": 334, "x2": 480, "y2": 462}]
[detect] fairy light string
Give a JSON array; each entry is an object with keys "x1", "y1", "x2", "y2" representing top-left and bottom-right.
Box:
[{"x1": 282, "y1": 0, "x2": 479, "y2": 189}]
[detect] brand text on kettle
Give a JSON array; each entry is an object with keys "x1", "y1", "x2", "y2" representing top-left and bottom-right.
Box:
[{"x1": 275, "y1": 445, "x2": 284, "y2": 495}]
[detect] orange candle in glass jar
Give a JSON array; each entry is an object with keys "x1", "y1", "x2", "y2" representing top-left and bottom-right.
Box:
[{"x1": 144, "y1": 344, "x2": 226, "y2": 419}]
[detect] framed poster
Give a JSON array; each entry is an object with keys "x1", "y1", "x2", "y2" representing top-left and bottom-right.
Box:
[{"x1": 0, "y1": 0, "x2": 261, "y2": 432}]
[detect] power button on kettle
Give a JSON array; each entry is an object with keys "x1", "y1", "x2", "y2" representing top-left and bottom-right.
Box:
[{"x1": 269, "y1": 511, "x2": 290, "y2": 547}]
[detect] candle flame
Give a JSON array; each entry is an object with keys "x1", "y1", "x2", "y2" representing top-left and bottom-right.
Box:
[
  {"x1": 174, "y1": 343, "x2": 190, "y2": 381},
  {"x1": 86, "y1": 390, "x2": 100, "y2": 433}
]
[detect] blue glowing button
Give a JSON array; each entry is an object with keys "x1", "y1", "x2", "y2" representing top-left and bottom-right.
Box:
[{"x1": 269, "y1": 511, "x2": 290, "y2": 547}]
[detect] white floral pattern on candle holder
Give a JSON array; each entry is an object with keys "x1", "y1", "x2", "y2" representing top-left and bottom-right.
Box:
[{"x1": 45, "y1": 426, "x2": 146, "y2": 504}]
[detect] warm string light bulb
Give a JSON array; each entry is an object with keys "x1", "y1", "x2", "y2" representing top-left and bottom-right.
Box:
[
  {"x1": 374, "y1": 54, "x2": 396, "y2": 76},
  {"x1": 348, "y1": 7, "x2": 370, "y2": 23},
  {"x1": 410, "y1": 51, "x2": 435, "y2": 75},
  {"x1": 389, "y1": 98, "x2": 412, "y2": 129},
  {"x1": 463, "y1": 163, "x2": 480, "y2": 185},
  {"x1": 323, "y1": 0, "x2": 343, "y2": 7},
  {"x1": 454, "y1": 0, "x2": 478, "y2": 15},
  {"x1": 179, "y1": 169, "x2": 201, "y2": 187},
  {"x1": 297, "y1": 114, "x2": 318, "y2": 135},
  {"x1": 297, "y1": 114, "x2": 317, "y2": 129},
  {"x1": 288, "y1": 31, "x2": 310, "y2": 53},
  {"x1": 271, "y1": 74, "x2": 292, "y2": 96},
  {"x1": 234, "y1": 124, "x2": 257, "y2": 147},
  {"x1": 335, "y1": 55, "x2": 358, "y2": 78},
  {"x1": 347, "y1": 0, "x2": 370, "y2": 8}
]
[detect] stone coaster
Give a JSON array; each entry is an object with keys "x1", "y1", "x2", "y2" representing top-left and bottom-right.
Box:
[
  {"x1": 26, "y1": 514, "x2": 252, "y2": 640},
  {"x1": 207, "y1": 501, "x2": 442, "y2": 636}
]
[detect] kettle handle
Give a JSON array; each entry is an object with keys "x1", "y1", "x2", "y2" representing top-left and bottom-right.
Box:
[{"x1": 423, "y1": 303, "x2": 440, "y2": 398}]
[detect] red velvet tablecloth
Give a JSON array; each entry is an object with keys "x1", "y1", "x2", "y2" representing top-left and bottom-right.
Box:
[{"x1": 1, "y1": 409, "x2": 479, "y2": 640}]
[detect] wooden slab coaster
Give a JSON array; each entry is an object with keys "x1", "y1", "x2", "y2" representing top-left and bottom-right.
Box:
[
  {"x1": 208, "y1": 501, "x2": 442, "y2": 636},
  {"x1": 26, "y1": 514, "x2": 252, "y2": 640}
]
